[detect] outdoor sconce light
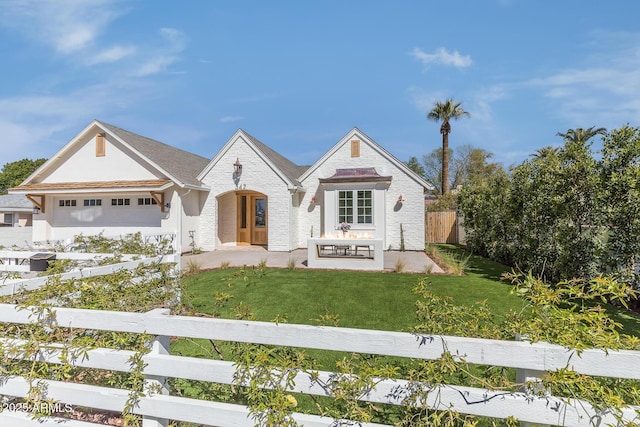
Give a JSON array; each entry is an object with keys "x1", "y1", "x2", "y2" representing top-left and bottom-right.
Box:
[
  {"x1": 233, "y1": 158, "x2": 243, "y2": 176},
  {"x1": 165, "y1": 203, "x2": 171, "y2": 210},
  {"x1": 32, "y1": 206, "x2": 40, "y2": 215}
]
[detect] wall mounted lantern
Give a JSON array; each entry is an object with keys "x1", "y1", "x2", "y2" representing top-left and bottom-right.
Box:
[
  {"x1": 233, "y1": 158, "x2": 243, "y2": 176},
  {"x1": 32, "y1": 206, "x2": 41, "y2": 215}
]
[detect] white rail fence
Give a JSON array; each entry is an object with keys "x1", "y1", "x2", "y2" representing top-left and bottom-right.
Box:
[
  {"x1": 0, "y1": 252, "x2": 178, "y2": 297},
  {"x1": 0, "y1": 304, "x2": 638, "y2": 426}
]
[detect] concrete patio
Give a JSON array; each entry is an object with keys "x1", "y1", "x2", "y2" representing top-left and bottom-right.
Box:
[{"x1": 181, "y1": 245, "x2": 444, "y2": 274}]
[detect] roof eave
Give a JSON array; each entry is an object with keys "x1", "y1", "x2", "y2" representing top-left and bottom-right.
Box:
[{"x1": 8, "y1": 180, "x2": 176, "y2": 194}]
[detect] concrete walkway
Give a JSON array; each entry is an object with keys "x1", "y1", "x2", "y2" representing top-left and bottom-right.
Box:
[{"x1": 181, "y1": 245, "x2": 444, "y2": 274}]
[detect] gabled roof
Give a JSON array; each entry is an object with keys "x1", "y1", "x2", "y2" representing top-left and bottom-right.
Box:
[
  {"x1": 242, "y1": 132, "x2": 309, "y2": 186},
  {"x1": 13, "y1": 120, "x2": 210, "y2": 192},
  {"x1": 198, "y1": 129, "x2": 308, "y2": 188},
  {"x1": 97, "y1": 121, "x2": 210, "y2": 189},
  {"x1": 0, "y1": 194, "x2": 32, "y2": 210},
  {"x1": 299, "y1": 127, "x2": 431, "y2": 189}
]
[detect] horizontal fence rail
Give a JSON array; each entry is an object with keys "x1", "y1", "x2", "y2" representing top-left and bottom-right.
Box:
[
  {"x1": 0, "y1": 253, "x2": 178, "y2": 296},
  {"x1": 0, "y1": 304, "x2": 638, "y2": 426}
]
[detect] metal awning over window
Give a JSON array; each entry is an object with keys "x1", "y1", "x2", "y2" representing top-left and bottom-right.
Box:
[{"x1": 318, "y1": 168, "x2": 392, "y2": 184}]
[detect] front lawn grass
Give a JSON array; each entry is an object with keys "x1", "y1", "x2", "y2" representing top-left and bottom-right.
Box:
[
  {"x1": 175, "y1": 248, "x2": 524, "y2": 366},
  {"x1": 173, "y1": 246, "x2": 640, "y2": 424},
  {"x1": 172, "y1": 249, "x2": 529, "y2": 424},
  {"x1": 180, "y1": 255, "x2": 521, "y2": 333}
]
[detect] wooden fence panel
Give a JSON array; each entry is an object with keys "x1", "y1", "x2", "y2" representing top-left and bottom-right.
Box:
[{"x1": 425, "y1": 210, "x2": 458, "y2": 243}]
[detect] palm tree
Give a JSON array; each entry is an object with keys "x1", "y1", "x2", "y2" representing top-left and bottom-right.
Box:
[
  {"x1": 427, "y1": 98, "x2": 470, "y2": 195},
  {"x1": 556, "y1": 127, "x2": 606, "y2": 144},
  {"x1": 532, "y1": 146, "x2": 560, "y2": 160}
]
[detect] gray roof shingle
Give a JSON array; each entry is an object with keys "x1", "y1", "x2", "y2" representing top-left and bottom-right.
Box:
[
  {"x1": 242, "y1": 131, "x2": 308, "y2": 186},
  {"x1": 97, "y1": 121, "x2": 210, "y2": 188},
  {"x1": 0, "y1": 194, "x2": 32, "y2": 209}
]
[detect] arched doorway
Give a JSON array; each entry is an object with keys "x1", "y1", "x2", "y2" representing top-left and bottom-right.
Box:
[{"x1": 236, "y1": 191, "x2": 268, "y2": 246}]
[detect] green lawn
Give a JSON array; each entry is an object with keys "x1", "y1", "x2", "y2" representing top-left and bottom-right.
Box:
[
  {"x1": 175, "y1": 247, "x2": 527, "y2": 366},
  {"x1": 180, "y1": 249, "x2": 523, "y2": 333},
  {"x1": 173, "y1": 246, "x2": 640, "y2": 424}
]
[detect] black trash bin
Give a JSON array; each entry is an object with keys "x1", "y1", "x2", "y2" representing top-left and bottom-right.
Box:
[{"x1": 30, "y1": 253, "x2": 56, "y2": 272}]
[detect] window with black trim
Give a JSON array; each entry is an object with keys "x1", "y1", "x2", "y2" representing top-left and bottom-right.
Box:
[
  {"x1": 59, "y1": 200, "x2": 77, "y2": 207},
  {"x1": 138, "y1": 198, "x2": 157, "y2": 206},
  {"x1": 111, "y1": 198, "x2": 130, "y2": 206},
  {"x1": 83, "y1": 199, "x2": 102, "y2": 207}
]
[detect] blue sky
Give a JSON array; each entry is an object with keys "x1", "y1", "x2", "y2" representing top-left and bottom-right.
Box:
[{"x1": 1, "y1": 1, "x2": 639, "y2": 169}]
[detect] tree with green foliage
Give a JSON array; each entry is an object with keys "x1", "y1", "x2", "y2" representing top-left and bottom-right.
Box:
[
  {"x1": 422, "y1": 145, "x2": 500, "y2": 195},
  {"x1": 427, "y1": 98, "x2": 469, "y2": 195},
  {"x1": 405, "y1": 156, "x2": 426, "y2": 179},
  {"x1": 453, "y1": 144, "x2": 502, "y2": 186},
  {"x1": 0, "y1": 158, "x2": 46, "y2": 194},
  {"x1": 601, "y1": 125, "x2": 640, "y2": 294},
  {"x1": 557, "y1": 126, "x2": 606, "y2": 144},
  {"x1": 459, "y1": 124, "x2": 640, "y2": 287},
  {"x1": 422, "y1": 147, "x2": 453, "y2": 193},
  {"x1": 457, "y1": 168, "x2": 513, "y2": 263}
]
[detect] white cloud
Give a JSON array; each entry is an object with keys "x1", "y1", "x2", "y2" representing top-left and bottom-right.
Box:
[
  {"x1": 0, "y1": 79, "x2": 157, "y2": 163},
  {"x1": 160, "y1": 27, "x2": 187, "y2": 49},
  {"x1": 135, "y1": 56, "x2": 177, "y2": 77},
  {"x1": 406, "y1": 86, "x2": 443, "y2": 112},
  {"x1": 134, "y1": 28, "x2": 187, "y2": 76},
  {"x1": 0, "y1": 0, "x2": 125, "y2": 54},
  {"x1": 527, "y1": 64, "x2": 640, "y2": 127},
  {"x1": 0, "y1": 119, "x2": 55, "y2": 162},
  {"x1": 0, "y1": 2, "x2": 187, "y2": 76},
  {"x1": 410, "y1": 47, "x2": 473, "y2": 69},
  {"x1": 515, "y1": 31, "x2": 640, "y2": 129},
  {"x1": 87, "y1": 45, "x2": 136, "y2": 66},
  {"x1": 467, "y1": 85, "x2": 509, "y2": 121}
]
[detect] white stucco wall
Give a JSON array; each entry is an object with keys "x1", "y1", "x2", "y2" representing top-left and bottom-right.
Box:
[
  {"x1": 177, "y1": 189, "x2": 204, "y2": 253},
  {"x1": 32, "y1": 191, "x2": 180, "y2": 246},
  {"x1": 198, "y1": 134, "x2": 295, "y2": 252},
  {"x1": 42, "y1": 130, "x2": 159, "y2": 183},
  {"x1": 299, "y1": 134, "x2": 426, "y2": 251},
  {"x1": 22, "y1": 125, "x2": 206, "y2": 251}
]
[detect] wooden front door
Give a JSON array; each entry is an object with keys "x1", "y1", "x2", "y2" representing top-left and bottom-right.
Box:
[
  {"x1": 237, "y1": 192, "x2": 268, "y2": 246},
  {"x1": 237, "y1": 194, "x2": 250, "y2": 245}
]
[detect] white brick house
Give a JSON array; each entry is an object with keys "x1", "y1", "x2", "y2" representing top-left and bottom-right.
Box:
[
  {"x1": 297, "y1": 128, "x2": 428, "y2": 251},
  {"x1": 11, "y1": 121, "x2": 429, "y2": 252},
  {"x1": 9, "y1": 120, "x2": 210, "y2": 252}
]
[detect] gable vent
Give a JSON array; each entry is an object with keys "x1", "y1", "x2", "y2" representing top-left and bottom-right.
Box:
[
  {"x1": 351, "y1": 139, "x2": 360, "y2": 158},
  {"x1": 96, "y1": 133, "x2": 106, "y2": 157}
]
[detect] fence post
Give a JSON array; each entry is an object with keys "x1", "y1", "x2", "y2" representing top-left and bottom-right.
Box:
[
  {"x1": 143, "y1": 308, "x2": 171, "y2": 427},
  {"x1": 515, "y1": 335, "x2": 549, "y2": 427}
]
